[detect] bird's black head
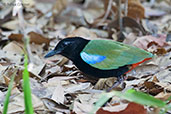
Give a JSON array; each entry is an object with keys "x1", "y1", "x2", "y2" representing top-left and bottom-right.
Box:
[{"x1": 44, "y1": 37, "x2": 89, "y2": 60}]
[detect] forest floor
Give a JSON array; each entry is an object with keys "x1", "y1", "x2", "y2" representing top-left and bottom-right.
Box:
[{"x1": 0, "y1": 0, "x2": 170, "y2": 113}]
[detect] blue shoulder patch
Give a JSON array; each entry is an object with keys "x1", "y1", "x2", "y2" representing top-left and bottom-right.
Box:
[{"x1": 80, "y1": 52, "x2": 106, "y2": 64}]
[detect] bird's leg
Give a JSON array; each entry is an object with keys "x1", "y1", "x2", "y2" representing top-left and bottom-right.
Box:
[{"x1": 107, "y1": 75, "x2": 126, "y2": 92}]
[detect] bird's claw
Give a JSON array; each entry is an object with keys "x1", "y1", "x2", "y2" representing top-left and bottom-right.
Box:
[{"x1": 106, "y1": 75, "x2": 127, "y2": 92}]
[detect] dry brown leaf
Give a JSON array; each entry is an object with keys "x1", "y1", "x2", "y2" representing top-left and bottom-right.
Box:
[
  {"x1": 97, "y1": 102, "x2": 147, "y2": 114},
  {"x1": 143, "y1": 81, "x2": 163, "y2": 95},
  {"x1": 152, "y1": 76, "x2": 159, "y2": 82},
  {"x1": 108, "y1": 17, "x2": 147, "y2": 35},
  {"x1": 28, "y1": 31, "x2": 50, "y2": 46},
  {"x1": 8, "y1": 33, "x2": 23, "y2": 42},
  {"x1": 128, "y1": 0, "x2": 145, "y2": 19},
  {"x1": 8, "y1": 32, "x2": 50, "y2": 46},
  {"x1": 144, "y1": 81, "x2": 156, "y2": 89}
]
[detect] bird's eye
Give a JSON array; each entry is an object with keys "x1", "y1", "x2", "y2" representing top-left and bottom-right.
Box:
[
  {"x1": 64, "y1": 41, "x2": 70, "y2": 45},
  {"x1": 61, "y1": 41, "x2": 70, "y2": 48}
]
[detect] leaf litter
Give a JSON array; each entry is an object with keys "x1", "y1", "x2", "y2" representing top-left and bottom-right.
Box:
[{"x1": 0, "y1": 0, "x2": 171, "y2": 113}]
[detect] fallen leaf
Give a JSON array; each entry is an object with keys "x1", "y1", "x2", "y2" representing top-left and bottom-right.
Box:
[
  {"x1": 133, "y1": 35, "x2": 167, "y2": 50},
  {"x1": 73, "y1": 101, "x2": 93, "y2": 114},
  {"x1": 145, "y1": 7, "x2": 166, "y2": 17},
  {"x1": 8, "y1": 32, "x2": 50, "y2": 46},
  {"x1": 155, "y1": 92, "x2": 171, "y2": 101},
  {"x1": 42, "y1": 97, "x2": 69, "y2": 113},
  {"x1": 67, "y1": 27, "x2": 97, "y2": 39},
  {"x1": 65, "y1": 82, "x2": 91, "y2": 93},
  {"x1": 128, "y1": 0, "x2": 145, "y2": 19},
  {"x1": 99, "y1": 104, "x2": 128, "y2": 113},
  {"x1": 108, "y1": 17, "x2": 147, "y2": 35},
  {"x1": 97, "y1": 102, "x2": 147, "y2": 114},
  {"x1": 1, "y1": 19, "x2": 19, "y2": 30},
  {"x1": 28, "y1": 31, "x2": 50, "y2": 46},
  {"x1": 2, "y1": 41, "x2": 24, "y2": 54},
  {"x1": 6, "y1": 93, "x2": 44, "y2": 113},
  {"x1": 51, "y1": 80, "x2": 65, "y2": 104}
]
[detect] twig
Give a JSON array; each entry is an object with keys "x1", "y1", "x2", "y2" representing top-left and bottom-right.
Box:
[
  {"x1": 124, "y1": 0, "x2": 128, "y2": 16},
  {"x1": 117, "y1": 0, "x2": 123, "y2": 32},
  {"x1": 13, "y1": 0, "x2": 33, "y2": 63},
  {"x1": 96, "y1": 0, "x2": 113, "y2": 26}
]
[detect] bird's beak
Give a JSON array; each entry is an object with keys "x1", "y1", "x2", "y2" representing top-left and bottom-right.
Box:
[{"x1": 44, "y1": 50, "x2": 61, "y2": 58}]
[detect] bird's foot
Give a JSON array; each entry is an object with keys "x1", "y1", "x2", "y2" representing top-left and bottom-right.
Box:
[{"x1": 106, "y1": 75, "x2": 127, "y2": 92}]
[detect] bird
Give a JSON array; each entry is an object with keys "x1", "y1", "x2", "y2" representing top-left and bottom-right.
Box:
[{"x1": 45, "y1": 37, "x2": 153, "y2": 90}]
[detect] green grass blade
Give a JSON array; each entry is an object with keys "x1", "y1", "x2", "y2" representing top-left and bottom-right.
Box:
[
  {"x1": 90, "y1": 89, "x2": 167, "y2": 113},
  {"x1": 3, "y1": 72, "x2": 16, "y2": 114},
  {"x1": 90, "y1": 92, "x2": 114, "y2": 114},
  {"x1": 23, "y1": 54, "x2": 34, "y2": 114},
  {"x1": 118, "y1": 89, "x2": 166, "y2": 108}
]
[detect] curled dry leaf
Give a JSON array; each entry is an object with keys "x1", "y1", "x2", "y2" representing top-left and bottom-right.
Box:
[
  {"x1": 133, "y1": 35, "x2": 168, "y2": 50},
  {"x1": 108, "y1": 17, "x2": 147, "y2": 35}
]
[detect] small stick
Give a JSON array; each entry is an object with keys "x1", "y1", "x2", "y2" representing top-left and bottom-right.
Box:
[
  {"x1": 124, "y1": 0, "x2": 128, "y2": 16},
  {"x1": 96, "y1": 0, "x2": 113, "y2": 26}
]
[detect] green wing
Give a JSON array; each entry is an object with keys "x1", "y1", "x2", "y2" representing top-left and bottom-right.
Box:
[{"x1": 81, "y1": 40, "x2": 153, "y2": 70}]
